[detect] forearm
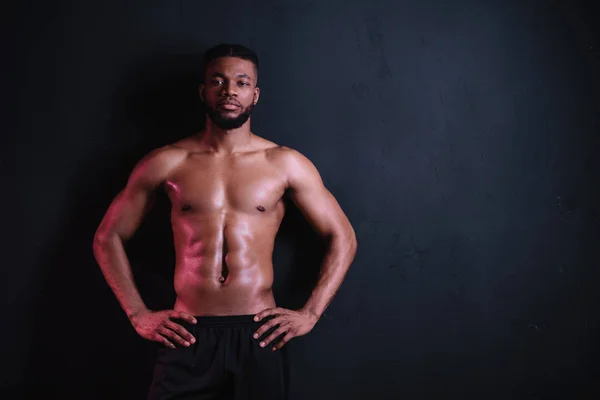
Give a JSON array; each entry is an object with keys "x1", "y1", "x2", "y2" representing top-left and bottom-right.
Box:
[
  {"x1": 93, "y1": 233, "x2": 148, "y2": 320},
  {"x1": 302, "y1": 233, "x2": 357, "y2": 319}
]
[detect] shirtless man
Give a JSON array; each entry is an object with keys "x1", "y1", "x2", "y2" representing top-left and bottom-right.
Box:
[{"x1": 93, "y1": 43, "x2": 357, "y2": 400}]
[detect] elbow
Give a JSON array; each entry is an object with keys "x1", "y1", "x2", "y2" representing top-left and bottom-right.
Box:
[
  {"x1": 330, "y1": 227, "x2": 357, "y2": 256},
  {"x1": 348, "y1": 230, "x2": 358, "y2": 256},
  {"x1": 93, "y1": 229, "x2": 116, "y2": 253},
  {"x1": 93, "y1": 232, "x2": 106, "y2": 255}
]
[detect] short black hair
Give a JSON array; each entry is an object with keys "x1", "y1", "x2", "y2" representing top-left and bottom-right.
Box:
[{"x1": 203, "y1": 43, "x2": 259, "y2": 83}]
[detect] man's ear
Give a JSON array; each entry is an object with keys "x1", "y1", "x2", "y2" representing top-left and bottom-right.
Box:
[
  {"x1": 199, "y1": 83, "x2": 205, "y2": 103},
  {"x1": 253, "y1": 86, "x2": 260, "y2": 105}
]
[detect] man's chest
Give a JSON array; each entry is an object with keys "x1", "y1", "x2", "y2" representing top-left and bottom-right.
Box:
[{"x1": 164, "y1": 155, "x2": 288, "y2": 214}]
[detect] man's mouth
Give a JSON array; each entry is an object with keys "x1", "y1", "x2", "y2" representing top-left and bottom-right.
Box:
[{"x1": 218, "y1": 102, "x2": 240, "y2": 111}]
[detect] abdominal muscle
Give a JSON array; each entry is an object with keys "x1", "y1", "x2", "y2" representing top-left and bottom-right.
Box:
[{"x1": 170, "y1": 211, "x2": 280, "y2": 316}]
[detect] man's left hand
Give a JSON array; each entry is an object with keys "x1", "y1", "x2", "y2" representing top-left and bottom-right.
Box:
[{"x1": 253, "y1": 307, "x2": 318, "y2": 351}]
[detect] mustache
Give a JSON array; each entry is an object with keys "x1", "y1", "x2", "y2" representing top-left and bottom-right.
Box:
[{"x1": 217, "y1": 98, "x2": 242, "y2": 106}]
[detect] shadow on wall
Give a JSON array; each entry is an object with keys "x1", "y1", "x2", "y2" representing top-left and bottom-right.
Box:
[{"x1": 22, "y1": 53, "x2": 323, "y2": 399}]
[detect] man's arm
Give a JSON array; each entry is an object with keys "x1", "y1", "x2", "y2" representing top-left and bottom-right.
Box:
[
  {"x1": 253, "y1": 148, "x2": 357, "y2": 350},
  {"x1": 285, "y1": 148, "x2": 357, "y2": 318},
  {"x1": 92, "y1": 146, "x2": 197, "y2": 348}
]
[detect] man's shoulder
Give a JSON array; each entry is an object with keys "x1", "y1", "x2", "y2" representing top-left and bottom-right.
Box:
[
  {"x1": 264, "y1": 144, "x2": 318, "y2": 183},
  {"x1": 142, "y1": 143, "x2": 189, "y2": 164},
  {"x1": 254, "y1": 133, "x2": 302, "y2": 161},
  {"x1": 133, "y1": 143, "x2": 190, "y2": 181},
  {"x1": 266, "y1": 144, "x2": 302, "y2": 166}
]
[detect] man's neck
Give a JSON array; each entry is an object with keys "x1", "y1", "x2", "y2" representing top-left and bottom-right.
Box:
[{"x1": 199, "y1": 120, "x2": 253, "y2": 154}]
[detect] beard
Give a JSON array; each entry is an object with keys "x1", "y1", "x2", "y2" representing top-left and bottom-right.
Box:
[{"x1": 205, "y1": 101, "x2": 255, "y2": 130}]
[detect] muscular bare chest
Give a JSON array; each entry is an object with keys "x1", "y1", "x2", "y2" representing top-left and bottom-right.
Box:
[{"x1": 164, "y1": 151, "x2": 287, "y2": 215}]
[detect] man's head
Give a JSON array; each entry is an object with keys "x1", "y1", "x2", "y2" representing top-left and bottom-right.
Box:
[{"x1": 200, "y1": 44, "x2": 260, "y2": 130}]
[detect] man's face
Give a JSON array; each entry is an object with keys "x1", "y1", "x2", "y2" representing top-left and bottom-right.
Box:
[{"x1": 200, "y1": 56, "x2": 260, "y2": 130}]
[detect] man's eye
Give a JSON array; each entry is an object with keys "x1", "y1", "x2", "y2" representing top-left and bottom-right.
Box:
[{"x1": 239, "y1": 82, "x2": 249, "y2": 86}]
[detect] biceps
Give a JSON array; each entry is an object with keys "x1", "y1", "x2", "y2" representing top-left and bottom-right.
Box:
[
  {"x1": 96, "y1": 186, "x2": 155, "y2": 241},
  {"x1": 290, "y1": 187, "x2": 347, "y2": 237}
]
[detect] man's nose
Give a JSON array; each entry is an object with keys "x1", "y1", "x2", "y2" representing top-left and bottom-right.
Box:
[{"x1": 221, "y1": 82, "x2": 236, "y2": 96}]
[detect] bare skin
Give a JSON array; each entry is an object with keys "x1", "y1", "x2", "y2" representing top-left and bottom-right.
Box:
[{"x1": 93, "y1": 56, "x2": 357, "y2": 352}]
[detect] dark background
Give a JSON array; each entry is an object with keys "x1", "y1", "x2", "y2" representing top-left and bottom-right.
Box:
[{"x1": 3, "y1": 0, "x2": 600, "y2": 399}]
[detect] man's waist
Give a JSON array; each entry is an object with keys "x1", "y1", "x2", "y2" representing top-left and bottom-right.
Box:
[{"x1": 180, "y1": 314, "x2": 259, "y2": 328}]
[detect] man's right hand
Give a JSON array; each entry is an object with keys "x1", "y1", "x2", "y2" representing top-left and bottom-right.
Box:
[{"x1": 130, "y1": 309, "x2": 197, "y2": 349}]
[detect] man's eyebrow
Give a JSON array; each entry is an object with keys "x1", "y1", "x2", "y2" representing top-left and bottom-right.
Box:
[{"x1": 209, "y1": 72, "x2": 253, "y2": 81}]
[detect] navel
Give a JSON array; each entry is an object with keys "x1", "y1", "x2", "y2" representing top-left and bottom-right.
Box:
[{"x1": 256, "y1": 205, "x2": 265, "y2": 212}]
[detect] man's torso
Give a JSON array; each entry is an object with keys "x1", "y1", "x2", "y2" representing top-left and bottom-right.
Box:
[{"x1": 159, "y1": 135, "x2": 289, "y2": 316}]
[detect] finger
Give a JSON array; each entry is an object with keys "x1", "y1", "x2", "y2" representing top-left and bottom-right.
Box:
[
  {"x1": 159, "y1": 327, "x2": 190, "y2": 347},
  {"x1": 253, "y1": 316, "x2": 283, "y2": 339},
  {"x1": 259, "y1": 324, "x2": 290, "y2": 348},
  {"x1": 165, "y1": 321, "x2": 196, "y2": 344},
  {"x1": 273, "y1": 331, "x2": 295, "y2": 351},
  {"x1": 254, "y1": 307, "x2": 287, "y2": 322},
  {"x1": 169, "y1": 311, "x2": 197, "y2": 324},
  {"x1": 154, "y1": 333, "x2": 176, "y2": 349}
]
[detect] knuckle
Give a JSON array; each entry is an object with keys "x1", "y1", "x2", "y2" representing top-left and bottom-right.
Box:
[{"x1": 162, "y1": 329, "x2": 174, "y2": 338}]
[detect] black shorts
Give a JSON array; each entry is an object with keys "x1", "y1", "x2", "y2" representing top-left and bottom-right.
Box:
[{"x1": 146, "y1": 315, "x2": 289, "y2": 400}]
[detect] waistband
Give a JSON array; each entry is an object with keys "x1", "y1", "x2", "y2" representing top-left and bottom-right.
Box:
[{"x1": 190, "y1": 314, "x2": 261, "y2": 328}]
